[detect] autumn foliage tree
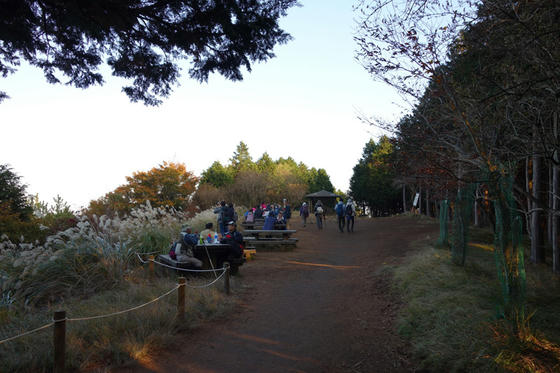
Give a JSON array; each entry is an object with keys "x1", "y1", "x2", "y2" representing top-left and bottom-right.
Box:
[{"x1": 88, "y1": 162, "x2": 198, "y2": 216}]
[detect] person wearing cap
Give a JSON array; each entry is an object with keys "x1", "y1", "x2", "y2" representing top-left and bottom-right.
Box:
[
  {"x1": 169, "y1": 229, "x2": 203, "y2": 268},
  {"x1": 220, "y1": 220, "x2": 244, "y2": 264},
  {"x1": 345, "y1": 198, "x2": 356, "y2": 232},
  {"x1": 299, "y1": 202, "x2": 309, "y2": 227}
]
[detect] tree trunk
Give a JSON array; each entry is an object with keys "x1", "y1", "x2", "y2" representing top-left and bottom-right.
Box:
[
  {"x1": 426, "y1": 188, "x2": 430, "y2": 217},
  {"x1": 419, "y1": 185, "x2": 422, "y2": 215},
  {"x1": 474, "y1": 186, "x2": 479, "y2": 227},
  {"x1": 553, "y1": 112, "x2": 559, "y2": 273},
  {"x1": 526, "y1": 157, "x2": 532, "y2": 238},
  {"x1": 549, "y1": 162, "x2": 553, "y2": 243},
  {"x1": 402, "y1": 184, "x2": 407, "y2": 213},
  {"x1": 531, "y1": 125, "x2": 546, "y2": 264},
  {"x1": 553, "y1": 163, "x2": 559, "y2": 273}
]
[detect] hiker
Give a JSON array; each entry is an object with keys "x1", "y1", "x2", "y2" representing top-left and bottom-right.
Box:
[
  {"x1": 300, "y1": 202, "x2": 309, "y2": 227},
  {"x1": 282, "y1": 199, "x2": 292, "y2": 228},
  {"x1": 254, "y1": 205, "x2": 263, "y2": 219},
  {"x1": 274, "y1": 210, "x2": 287, "y2": 230},
  {"x1": 199, "y1": 222, "x2": 216, "y2": 243},
  {"x1": 169, "y1": 227, "x2": 203, "y2": 268},
  {"x1": 220, "y1": 220, "x2": 244, "y2": 265},
  {"x1": 214, "y1": 201, "x2": 226, "y2": 234},
  {"x1": 314, "y1": 199, "x2": 324, "y2": 230},
  {"x1": 263, "y1": 211, "x2": 276, "y2": 230},
  {"x1": 345, "y1": 198, "x2": 356, "y2": 232},
  {"x1": 224, "y1": 202, "x2": 235, "y2": 224},
  {"x1": 244, "y1": 208, "x2": 255, "y2": 224},
  {"x1": 335, "y1": 197, "x2": 345, "y2": 233}
]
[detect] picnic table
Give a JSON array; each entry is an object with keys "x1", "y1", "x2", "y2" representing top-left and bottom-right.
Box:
[
  {"x1": 241, "y1": 217, "x2": 265, "y2": 230},
  {"x1": 242, "y1": 229, "x2": 298, "y2": 249},
  {"x1": 158, "y1": 243, "x2": 244, "y2": 275}
]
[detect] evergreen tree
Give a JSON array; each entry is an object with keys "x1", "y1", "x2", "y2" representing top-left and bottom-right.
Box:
[{"x1": 0, "y1": 0, "x2": 297, "y2": 104}]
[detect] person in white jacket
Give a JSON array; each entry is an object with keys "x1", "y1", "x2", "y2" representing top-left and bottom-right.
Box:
[{"x1": 345, "y1": 198, "x2": 356, "y2": 232}]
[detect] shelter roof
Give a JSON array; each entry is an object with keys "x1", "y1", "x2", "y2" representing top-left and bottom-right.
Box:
[{"x1": 305, "y1": 190, "x2": 341, "y2": 198}]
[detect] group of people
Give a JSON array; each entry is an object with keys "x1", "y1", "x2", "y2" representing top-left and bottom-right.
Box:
[
  {"x1": 335, "y1": 197, "x2": 356, "y2": 233},
  {"x1": 298, "y1": 197, "x2": 356, "y2": 232},
  {"x1": 169, "y1": 221, "x2": 244, "y2": 268},
  {"x1": 243, "y1": 199, "x2": 292, "y2": 230}
]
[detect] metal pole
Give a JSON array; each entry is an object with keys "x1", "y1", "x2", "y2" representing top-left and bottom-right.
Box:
[
  {"x1": 53, "y1": 310, "x2": 66, "y2": 373},
  {"x1": 224, "y1": 263, "x2": 231, "y2": 295},
  {"x1": 177, "y1": 277, "x2": 185, "y2": 321}
]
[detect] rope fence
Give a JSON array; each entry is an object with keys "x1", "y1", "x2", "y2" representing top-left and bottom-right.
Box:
[
  {"x1": 0, "y1": 255, "x2": 233, "y2": 372},
  {"x1": 136, "y1": 252, "x2": 227, "y2": 273}
]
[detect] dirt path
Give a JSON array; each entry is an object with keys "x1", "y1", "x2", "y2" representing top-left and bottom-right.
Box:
[{"x1": 118, "y1": 216, "x2": 437, "y2": 373}]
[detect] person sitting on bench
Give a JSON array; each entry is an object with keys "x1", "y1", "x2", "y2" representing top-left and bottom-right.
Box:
[
  {"x1": 169, "y1": 227, "x2": 203, "y2": 268},
  {"x1": 220, "y1": 221, "x2": 244, "y2": 264},
  {"x1": 274, "y1": 211, "x2": 287, "y2": 230}
]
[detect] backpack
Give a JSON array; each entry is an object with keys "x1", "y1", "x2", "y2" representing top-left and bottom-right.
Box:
[
  {"x1": 316, "y1": 206, "x2": 323, "y2": 214},
  {"x1": 335, "y1": 203, "x2": 343, "y2": 216},
  {"x1": 169, "y1": 242, "x2": 181, "y2": 260},
  {"x1": 345, "y1": 204, "x2": 353, "y2": 216},
  {"x1": 223, "y1": 206, "x2": 234, "y2": 221}
]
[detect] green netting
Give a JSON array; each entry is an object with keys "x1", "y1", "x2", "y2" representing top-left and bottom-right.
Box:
[
  {"x1": 437, "y1": 199, "x2": 450, "y2": 247},
  {"x1": 451, "y1": 184, "x2": 476, "y2": 266},
  {"x1": 491, "y1": 173, "x2": 526, "y2": 319}
]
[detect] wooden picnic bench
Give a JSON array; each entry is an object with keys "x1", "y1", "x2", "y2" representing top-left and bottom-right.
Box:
[
  {"x1": 157, "y1": 243, "x2": 244, "y2": 275},
  {"x1": 241, "y1": 217, "x2": 265, "y2": 230},
  {"x1": 242, "y1": 229, "x2": 298, "y2": 250}
]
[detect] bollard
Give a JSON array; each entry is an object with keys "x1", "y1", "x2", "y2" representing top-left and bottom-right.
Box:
[
  {"x1": 177, "y1": 277, "x2": 185, "y2": 321},
  {"x1": 53, "y1": 310, "x2": 66, "y2": 373},
  {"x1": 149, "y1": 255, "x2": 155, "y2": 279},
  {"x1": 224, "y1": 263, "x2": 231, "y2": 295}
]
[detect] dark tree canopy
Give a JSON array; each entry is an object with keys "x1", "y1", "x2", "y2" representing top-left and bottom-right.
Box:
[
  {"x1": 0, "y1": 0, "x2": 297, "y2": 105},
  {"x1": 0, "y1": 164, "x2": 33, "y2": 220}
]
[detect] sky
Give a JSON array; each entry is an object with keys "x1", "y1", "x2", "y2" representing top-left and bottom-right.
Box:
[{"x1": 1, "y1": 0, "x2": 405, "y2": 210}]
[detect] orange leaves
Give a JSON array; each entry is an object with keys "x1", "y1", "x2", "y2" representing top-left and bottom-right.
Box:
[{"x1": 88, "y1": 161, "x2": 199, "y2": 216}]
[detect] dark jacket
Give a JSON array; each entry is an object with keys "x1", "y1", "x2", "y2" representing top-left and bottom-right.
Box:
[
  {"x1": 283, "y1": 205, "x2": 292, "y2": 219},
  {"x1": 221, "y1": 230, "x2": 244, "y2": 257}
]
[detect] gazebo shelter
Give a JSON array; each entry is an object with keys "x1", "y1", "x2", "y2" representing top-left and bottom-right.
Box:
[{"x1": 305, "y1": 190, "x2": 342, "y2": 213}]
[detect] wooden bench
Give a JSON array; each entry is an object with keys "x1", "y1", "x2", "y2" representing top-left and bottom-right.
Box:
[
  {"x1": 157, "y1": 243, "x2": 244, "y2": 274},
  {"x1": 242, "y1": 229, "x2": 298, "y2": 250},
  {"x1": 241, "y1": 218, "x2": 265, "y2": 230}
]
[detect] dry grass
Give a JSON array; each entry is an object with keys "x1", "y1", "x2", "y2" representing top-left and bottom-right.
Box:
[
  {"x1": 391, "y1": 223, "x2": 560, "y2": 372},
  {"x1": 0, "y1": 272, "x2": 234, "y2": 372}
]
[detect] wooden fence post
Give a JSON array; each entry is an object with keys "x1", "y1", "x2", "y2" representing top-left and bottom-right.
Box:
[
  {"x1": 149, "y1": 255, "x2": 154, "y2": 279},
  {"x1": 53, "y1": 310, "x2": 66, "y2": 373},
  {"x1": 177, "y1": 277, "x2": 185, "y2": 321},
  {"x1": 224, "y1": 263, "x2": 230, "y2": 295}
]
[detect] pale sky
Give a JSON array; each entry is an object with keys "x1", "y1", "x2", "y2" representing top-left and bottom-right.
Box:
[{"x1": 1, "y1": 1, "x2": 404, "y2": 209}]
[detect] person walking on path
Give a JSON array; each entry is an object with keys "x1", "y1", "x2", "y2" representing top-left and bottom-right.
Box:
[
  {"x1": 335, "y1": 198, "x2": 345, "y2": 233},
  {"x1": 282, "y1": 199, "x2": 292, "y2": 228},
  {"x1": 345, "y1": 198, "x2": 356, "y2": 232},
  {"x1": 299, "y1": 202, "x2": 309, "y2": 227},
  {"x1": 315, "y1": 200, "x2": 324, "y2": 230}
]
